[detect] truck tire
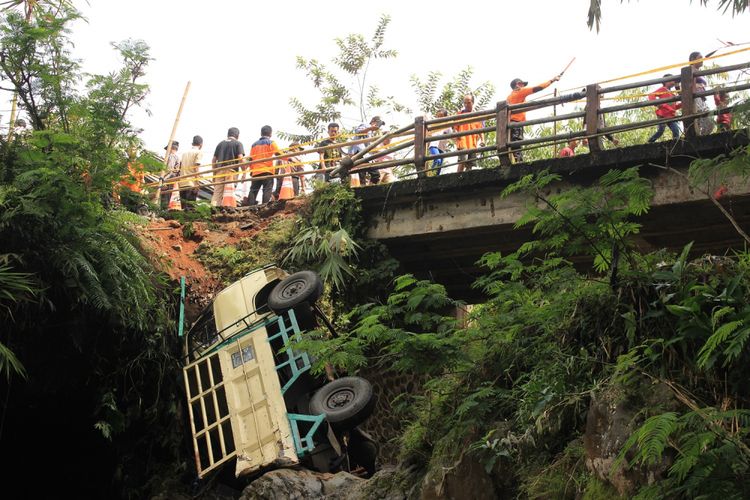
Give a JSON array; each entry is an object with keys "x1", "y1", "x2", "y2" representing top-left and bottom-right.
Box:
[
  {"x1": 310, "y1": 377, "x2": 376, "y2": 430},
  {"x1": 267, "y1": 271, "x2": 323, "y2": 313}
]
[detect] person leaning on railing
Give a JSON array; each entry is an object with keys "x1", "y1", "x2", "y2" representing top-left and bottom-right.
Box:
[
  {"x1": 454, "y1": 94, "x2": 485, "y2": 173},
  {"x1": 507, "y1": 75, "x2": 560, "y2": 163},
  {"x1": 317, "y1": 123, "x2": 343, "y2": 183}
]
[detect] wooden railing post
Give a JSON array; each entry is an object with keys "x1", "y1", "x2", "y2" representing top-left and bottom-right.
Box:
[
  {"x1": 495, "y1": 101, "x2": 511, "y2": 166},
  {"x1": 585, "y1": 84, "x2": 602, "y2": 153},
  {"x1": 680, "y1": 65, "x2": 696, "y2": 139},
  {"x1": 414, "y1": 116, "x2": 426, "y2": 178}
]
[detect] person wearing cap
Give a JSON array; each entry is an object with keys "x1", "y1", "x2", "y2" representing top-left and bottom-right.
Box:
[
  {"x1": 507, "y1": 75, "x2": 560, "y2": 162},
  {"x1": 349, "y1": 116, "x2": 384, "y2": 185},
  {"x1": 248, "y1": 125, "x2": 280, "y2": 205},
  {"x1": 454, "y1": 95, "x2": 485, "y2": 172},
  {"x1": 179, "y1": 135, "x2": 203, "y2": 206},
  {"x1": 211, "y1": 127, "x2": 245, "y2": 206},
  {"x1": 160, "y1": 140, "x2": 181, "y2": 208}
]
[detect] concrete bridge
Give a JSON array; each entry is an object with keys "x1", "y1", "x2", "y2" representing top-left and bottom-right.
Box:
[{"x1": 356, "y1": 131, "x2": 750, "y2": 301}]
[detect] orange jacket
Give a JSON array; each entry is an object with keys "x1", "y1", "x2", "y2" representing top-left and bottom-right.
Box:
[
  {"x1": 455, "y1": 110, "x2": 483, "y2": 150},
  {"x1": 507, "y1": 80, "x2": 553, "y2": 122},
  {"x1": 249, "y1": 138, "x2": 280, "y2": 175}
]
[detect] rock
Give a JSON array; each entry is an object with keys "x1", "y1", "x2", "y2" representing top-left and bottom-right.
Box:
[
  {"x1": 583, "y1": 382, "x2": 676, "y2": 496},
  {"x1": 239, "y1": 469, "x2": 364, "y2": 500},
  {"x1": 420, "y1": 452, "x2": 497, "y2": 500},
  {"x1": 337, "y1": 465, "x2": 418, "y2": 500},
  {"x1": 172, "y1": 244, "x2": 182, "y2": 252},
  {"x1": 168, "y1": 219, "x2": 182, "y2": 228},
  {"x1": 190, "y1": 230, "x2": 205, "y2": 242}
]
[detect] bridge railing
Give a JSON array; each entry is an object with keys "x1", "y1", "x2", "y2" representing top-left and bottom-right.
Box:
[
  {"x1": 152, "y1": 59, "x2": 750, "y2": 198},
  {"x1": 348, "y1": 59, "x2": 750, "y2": 178}
]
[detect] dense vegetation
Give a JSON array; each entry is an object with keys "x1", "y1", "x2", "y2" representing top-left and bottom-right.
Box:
[
  {"x1": 0, "y1": 6, "x2": 185, "y2": 498},
  {"x1": 1, "y1": 2, "x2": 750, "y2": 499},
  {"x1": 289, "y1": 139, "x2": 750, "y2": 498}
]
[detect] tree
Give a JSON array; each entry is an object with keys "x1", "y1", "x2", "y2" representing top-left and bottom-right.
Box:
[
  {"x1": 0, "y1": 8, "x2": 184, "y2": 496},
  {"x1": 587, "y1": 0, "x2": 749, "y2": 31},
  {"x1": 0, "y1": 0, "x2": 76, "y2": 135},
  {"x1": 411, "y1": 66, "x2": 495, "y2": 117},
  {"x1": 284, "y1": 14, "x2": 410, "y2": 142}
]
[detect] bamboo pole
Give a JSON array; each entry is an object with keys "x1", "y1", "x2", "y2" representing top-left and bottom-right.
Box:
[
  {"x1": 164, "y1": 81, "x2": 192, "y2": 166},
  {"x1": 154, "y1": 81, "x2": 191, "y2": 202}
]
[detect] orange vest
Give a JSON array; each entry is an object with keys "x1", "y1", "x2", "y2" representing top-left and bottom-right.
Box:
[
  {"x1": 249, "y1": 139, "x2": 279, "y2": 176},
  {"x1": 455, "y1": 110, "x2": 482, "y2": 150}
]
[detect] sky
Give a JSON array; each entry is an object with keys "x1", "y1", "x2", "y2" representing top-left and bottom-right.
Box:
[{"x1": 2, "y1": 0, "x2": 750, "y2": 156}]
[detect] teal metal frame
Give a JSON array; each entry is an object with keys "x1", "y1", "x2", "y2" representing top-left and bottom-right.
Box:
[
  {"x1": 267, "y1": 310, "x2": 314, "y2": 395},
  {"x1": 266, "y1": 310, "x2": 327, "y2": 457},
  {"x1": 178, "y1": 276, "x2": 186, "y2": 337},
  {"x1": 287, "y1": 413, "x2": 326, "y2": 456}
]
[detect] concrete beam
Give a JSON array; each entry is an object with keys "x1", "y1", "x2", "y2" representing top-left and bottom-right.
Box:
[{"x1": 356, "y1": 132, "x2": 750, "y2": 301}]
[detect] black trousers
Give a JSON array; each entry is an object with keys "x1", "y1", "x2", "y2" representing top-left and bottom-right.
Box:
[
  {"x1": 249, "y1": 174, "x2": 274, "y2": 205},
  {"x1": 510, "y1": 127, "x2": 524, "y2": 162},
  {"x1": 180, "y1": 188, "x2": 198, "y2": 206}
]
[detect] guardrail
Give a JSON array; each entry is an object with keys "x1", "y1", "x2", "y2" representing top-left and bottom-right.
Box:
[
  {"x1": 346, "y1": 61, "x2": 750, "y2": 179},
  {"x1": 151, "y1": 60, "x2": 749, "y2": 199}
]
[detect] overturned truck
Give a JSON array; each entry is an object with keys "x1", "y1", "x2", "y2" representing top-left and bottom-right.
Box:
[{"x1": 183, "y1": 265, "x2": 378, "y2": 480}]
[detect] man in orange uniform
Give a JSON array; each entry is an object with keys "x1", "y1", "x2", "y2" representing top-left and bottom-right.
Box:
[
  {"x1": 507, "y1": 75, "x2": 559, "y2": 162},
  {"x1": 248, "y1": 125, "x2": 280, "y2": 205},
  {"x1": 454, "y1": 94, "x2": 485, "y2": 172}
]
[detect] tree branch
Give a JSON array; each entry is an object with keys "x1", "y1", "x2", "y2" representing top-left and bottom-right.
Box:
[{"x1": 648, "y1": 162, "x2": 750, "y2": 246}]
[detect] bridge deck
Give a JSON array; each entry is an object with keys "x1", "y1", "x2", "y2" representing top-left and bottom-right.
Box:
[{"x1": 357, "y1": 131, "x2": 750, "y2": 301}]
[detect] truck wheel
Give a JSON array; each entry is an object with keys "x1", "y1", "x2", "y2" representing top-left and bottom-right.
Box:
[
  {"x1": 310, "y1": 377, "x2": 376, "y2": 430},
  {"x1": 267, "y1": 271, "x2": 323, "y2": 313}
]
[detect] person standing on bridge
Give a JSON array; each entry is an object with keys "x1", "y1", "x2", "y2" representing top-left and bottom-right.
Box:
[
  {"x1": 248, "y1": 125, "x2": 280, "y2": 205},
  {"x1": 507, "y1": 75, "x2": 560, "y2": 163},
  {"x1": 317, "y1": 122, "x2": 343, "y2": 184},
  {"x1": 647, "y1": 75, "x2": 682, "y2": 143},
  {"x1": 348, "y1": 116, "x2": 384, "y2": 185},
  {"x1": 160, "y1": 140, "x2": 181, "y2": 209},
  {"x1": 211, "y1": 127, "x2": 245, "y2": 207},
  {"x1": 559, "y1": 139, "x2": 582, "y2": 157},
  {"x1": 454, "y1": 94, "x2": 485, "y2": 173},
  {"x1": 428, "y1": 109, "x2": 451, "y2": 175},
  {"x1": 179, "y1": 135, "x2": 203, "y2": 208},
  {"x1": 689, "y1": 51, "x2": 715, "y2": 136},
  {"x1": 714, "y1": 89, "x2": 732, "y2": 132}
]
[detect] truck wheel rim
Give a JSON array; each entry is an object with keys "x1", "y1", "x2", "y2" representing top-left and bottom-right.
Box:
[
  {"x1": 280, "y1": 279, "x2": 306, "y2": 299},
  {"x1": 327, "y1": 388, "x2": 355, "y2": 409}
]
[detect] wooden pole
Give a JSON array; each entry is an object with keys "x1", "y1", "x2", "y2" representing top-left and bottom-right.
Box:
[
  {"x1": 154, "y1": 81, "x2": 191, "y2": 202},
  {"x1": 585, "y1": 84, "x2": 602, "y2": 153},
  {"x1": 495, "y1": 101, "x2": 511, "y2": 167},
  {"x1": 680, "y1": 66, "x2": 696, "y2": 139},
  {"x1": 414, "y1": 116, "x2": 426, "y2": 178},
  {"x1": 164, "y1": 81, "x2": 192, "y2": 166}
]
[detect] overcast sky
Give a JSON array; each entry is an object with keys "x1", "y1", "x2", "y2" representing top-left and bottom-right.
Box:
[{"x1": 3, "y1": 0, "x2": 750, "y2": 154}]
